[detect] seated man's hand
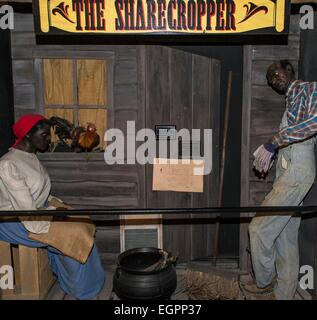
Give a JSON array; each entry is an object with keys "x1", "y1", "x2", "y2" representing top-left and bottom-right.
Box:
[{"x1": 253, "y1": 142, "x2": 277, "y2": 173}]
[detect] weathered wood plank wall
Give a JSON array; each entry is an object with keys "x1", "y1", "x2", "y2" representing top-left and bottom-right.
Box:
[{"x1": 145, "y1": 46, "x2": 220, "y2": 261}]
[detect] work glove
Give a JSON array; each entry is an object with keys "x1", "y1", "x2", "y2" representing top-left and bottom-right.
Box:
[{"x1": 253, "y1": 142, "x2": 277, "y2": 173}]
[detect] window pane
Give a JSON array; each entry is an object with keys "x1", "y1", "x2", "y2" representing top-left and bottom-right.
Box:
[
  {"x1": 77, "y1": 60, "x2": 106, "y2": 106},
  {"x1": 43, "y1": 59, "x2": 74, "y2": 105}
]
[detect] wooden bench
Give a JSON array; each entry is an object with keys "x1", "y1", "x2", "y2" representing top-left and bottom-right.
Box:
[{"x1": 0, "y1": 241, "x2": 55, "y2": 300}]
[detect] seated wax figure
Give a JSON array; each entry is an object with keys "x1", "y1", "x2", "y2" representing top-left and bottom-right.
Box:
[{"x1": 0, "y1": 114, "x2": 105, "y2": 299}]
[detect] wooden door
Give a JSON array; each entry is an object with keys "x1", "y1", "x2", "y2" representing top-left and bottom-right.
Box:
[{"x1": 145, "y1": 46, "x2": 221, "y2": 261}]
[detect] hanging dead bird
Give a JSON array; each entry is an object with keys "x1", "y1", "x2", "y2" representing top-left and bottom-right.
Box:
[
  {"x1": 49, "y1": 116, "x2": 74, "y2": 142},
  {"x1": 49, "y1": 116, "x2": 75, "y2": 151},
  {"x1": 71, "y1": 122, "x2": 100, "y2": 152}
]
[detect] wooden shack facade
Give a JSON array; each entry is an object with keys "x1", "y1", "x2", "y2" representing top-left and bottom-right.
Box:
[
  {"x1": 10, "y1": 12, "x2": 222, "y2": 262},
  {"x1": 2, "y1": 0, "x2": 317, "y2": 299}
]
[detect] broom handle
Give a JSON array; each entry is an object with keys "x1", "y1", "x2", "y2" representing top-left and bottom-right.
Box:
[{"x1": 212, "y1": 71, "x2": 233, "y2": 266}]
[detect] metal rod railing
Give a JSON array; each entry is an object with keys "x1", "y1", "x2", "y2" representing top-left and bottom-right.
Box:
[{"x1": 0, "y1": 206, "x2": 316, "y2": 217}]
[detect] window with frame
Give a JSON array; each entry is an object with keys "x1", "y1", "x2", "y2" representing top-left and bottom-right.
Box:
[{"x1": 37, "y1": 56, "x2": 111, "y2": 151}]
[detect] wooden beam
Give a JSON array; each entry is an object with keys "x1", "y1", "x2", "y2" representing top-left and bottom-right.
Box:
[{"x1": 239, "y1": 45, "x2": 252, "y2": 272}]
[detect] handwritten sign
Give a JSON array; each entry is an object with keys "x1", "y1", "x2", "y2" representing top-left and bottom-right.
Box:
[{"x1": 152, "y1": 158, "x2": 204, "y2": 193}]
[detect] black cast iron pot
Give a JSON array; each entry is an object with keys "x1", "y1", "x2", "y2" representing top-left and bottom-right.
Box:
[{"x1": 113, "y1": 247, "x2": 177, "y2": 300}]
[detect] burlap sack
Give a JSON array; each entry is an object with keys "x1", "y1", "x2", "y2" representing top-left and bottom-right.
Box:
[{"x1": 28, "y1": 198, "x2": 96, "y2": 264}]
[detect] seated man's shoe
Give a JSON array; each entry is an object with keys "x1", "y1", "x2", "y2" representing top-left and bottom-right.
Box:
[{"x1": 241, "y1": 279, "x2": 275, "y2": 294}]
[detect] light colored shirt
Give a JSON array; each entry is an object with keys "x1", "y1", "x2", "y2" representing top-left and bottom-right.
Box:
[
  {"x1": 0, "y1": 148, "x2": 53, "y2": 234},
  {"x1": 273, "y1": 80, "x2": 317, "y2": 146}
]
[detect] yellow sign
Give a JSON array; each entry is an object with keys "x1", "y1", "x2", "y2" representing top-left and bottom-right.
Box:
[{"x1": 36, "y1": 0, "x2": 288, "y2": 34}]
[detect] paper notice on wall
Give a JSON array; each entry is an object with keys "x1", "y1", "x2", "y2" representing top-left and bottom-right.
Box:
[{"x1": 152, "y1": 158, "x2": 204, "y2": 193}]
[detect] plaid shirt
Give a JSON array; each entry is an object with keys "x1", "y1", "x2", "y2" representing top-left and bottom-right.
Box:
[{"x1": 273, "y1": 80, "x2": 317, "y2": 147}]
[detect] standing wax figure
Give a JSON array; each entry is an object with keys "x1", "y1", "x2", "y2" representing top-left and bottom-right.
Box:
[
  {"x1": 0, "y1": 114, "x2": 105, "y2": 299},
  {"x1": 244, "y1": 61, "x2": 317, "y2": 300}
]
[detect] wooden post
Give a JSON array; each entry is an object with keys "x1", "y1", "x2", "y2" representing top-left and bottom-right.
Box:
[
  {"x1": 0, "y1": 27, "x2": 14, "y2": 157},
  {"x1": 212, "y1": 71, "x2": 233, "y2": 266},
  {"x1": 239, "y1": 46, "x2": 253, "y2": 272}
]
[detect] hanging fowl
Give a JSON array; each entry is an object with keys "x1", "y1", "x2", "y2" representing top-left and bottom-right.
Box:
[{"x1": 49, "y1": 116, "x2": 100, "y2": 152}]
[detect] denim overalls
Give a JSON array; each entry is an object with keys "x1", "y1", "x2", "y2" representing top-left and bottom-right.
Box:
[{"x1": 249, "y1": 111, "x2": 316, "y2": 299}]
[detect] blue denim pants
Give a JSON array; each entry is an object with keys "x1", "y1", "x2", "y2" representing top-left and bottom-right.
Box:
[
  {"x1": 0, "y1": 221, "x2": 105, "y2": 299},
  {"x1": 249, "y1": 137, "x2": 316, "y2": 299}
]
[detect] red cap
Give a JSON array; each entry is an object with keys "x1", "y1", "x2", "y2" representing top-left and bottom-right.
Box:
[{"x1": 12, "y1": 114, "x2": 46, "y2": 148}]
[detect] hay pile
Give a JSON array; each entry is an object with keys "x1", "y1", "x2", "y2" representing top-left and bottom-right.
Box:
[{"x1": 183, "y1": 270, "x2": 243, "y2": 300}]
